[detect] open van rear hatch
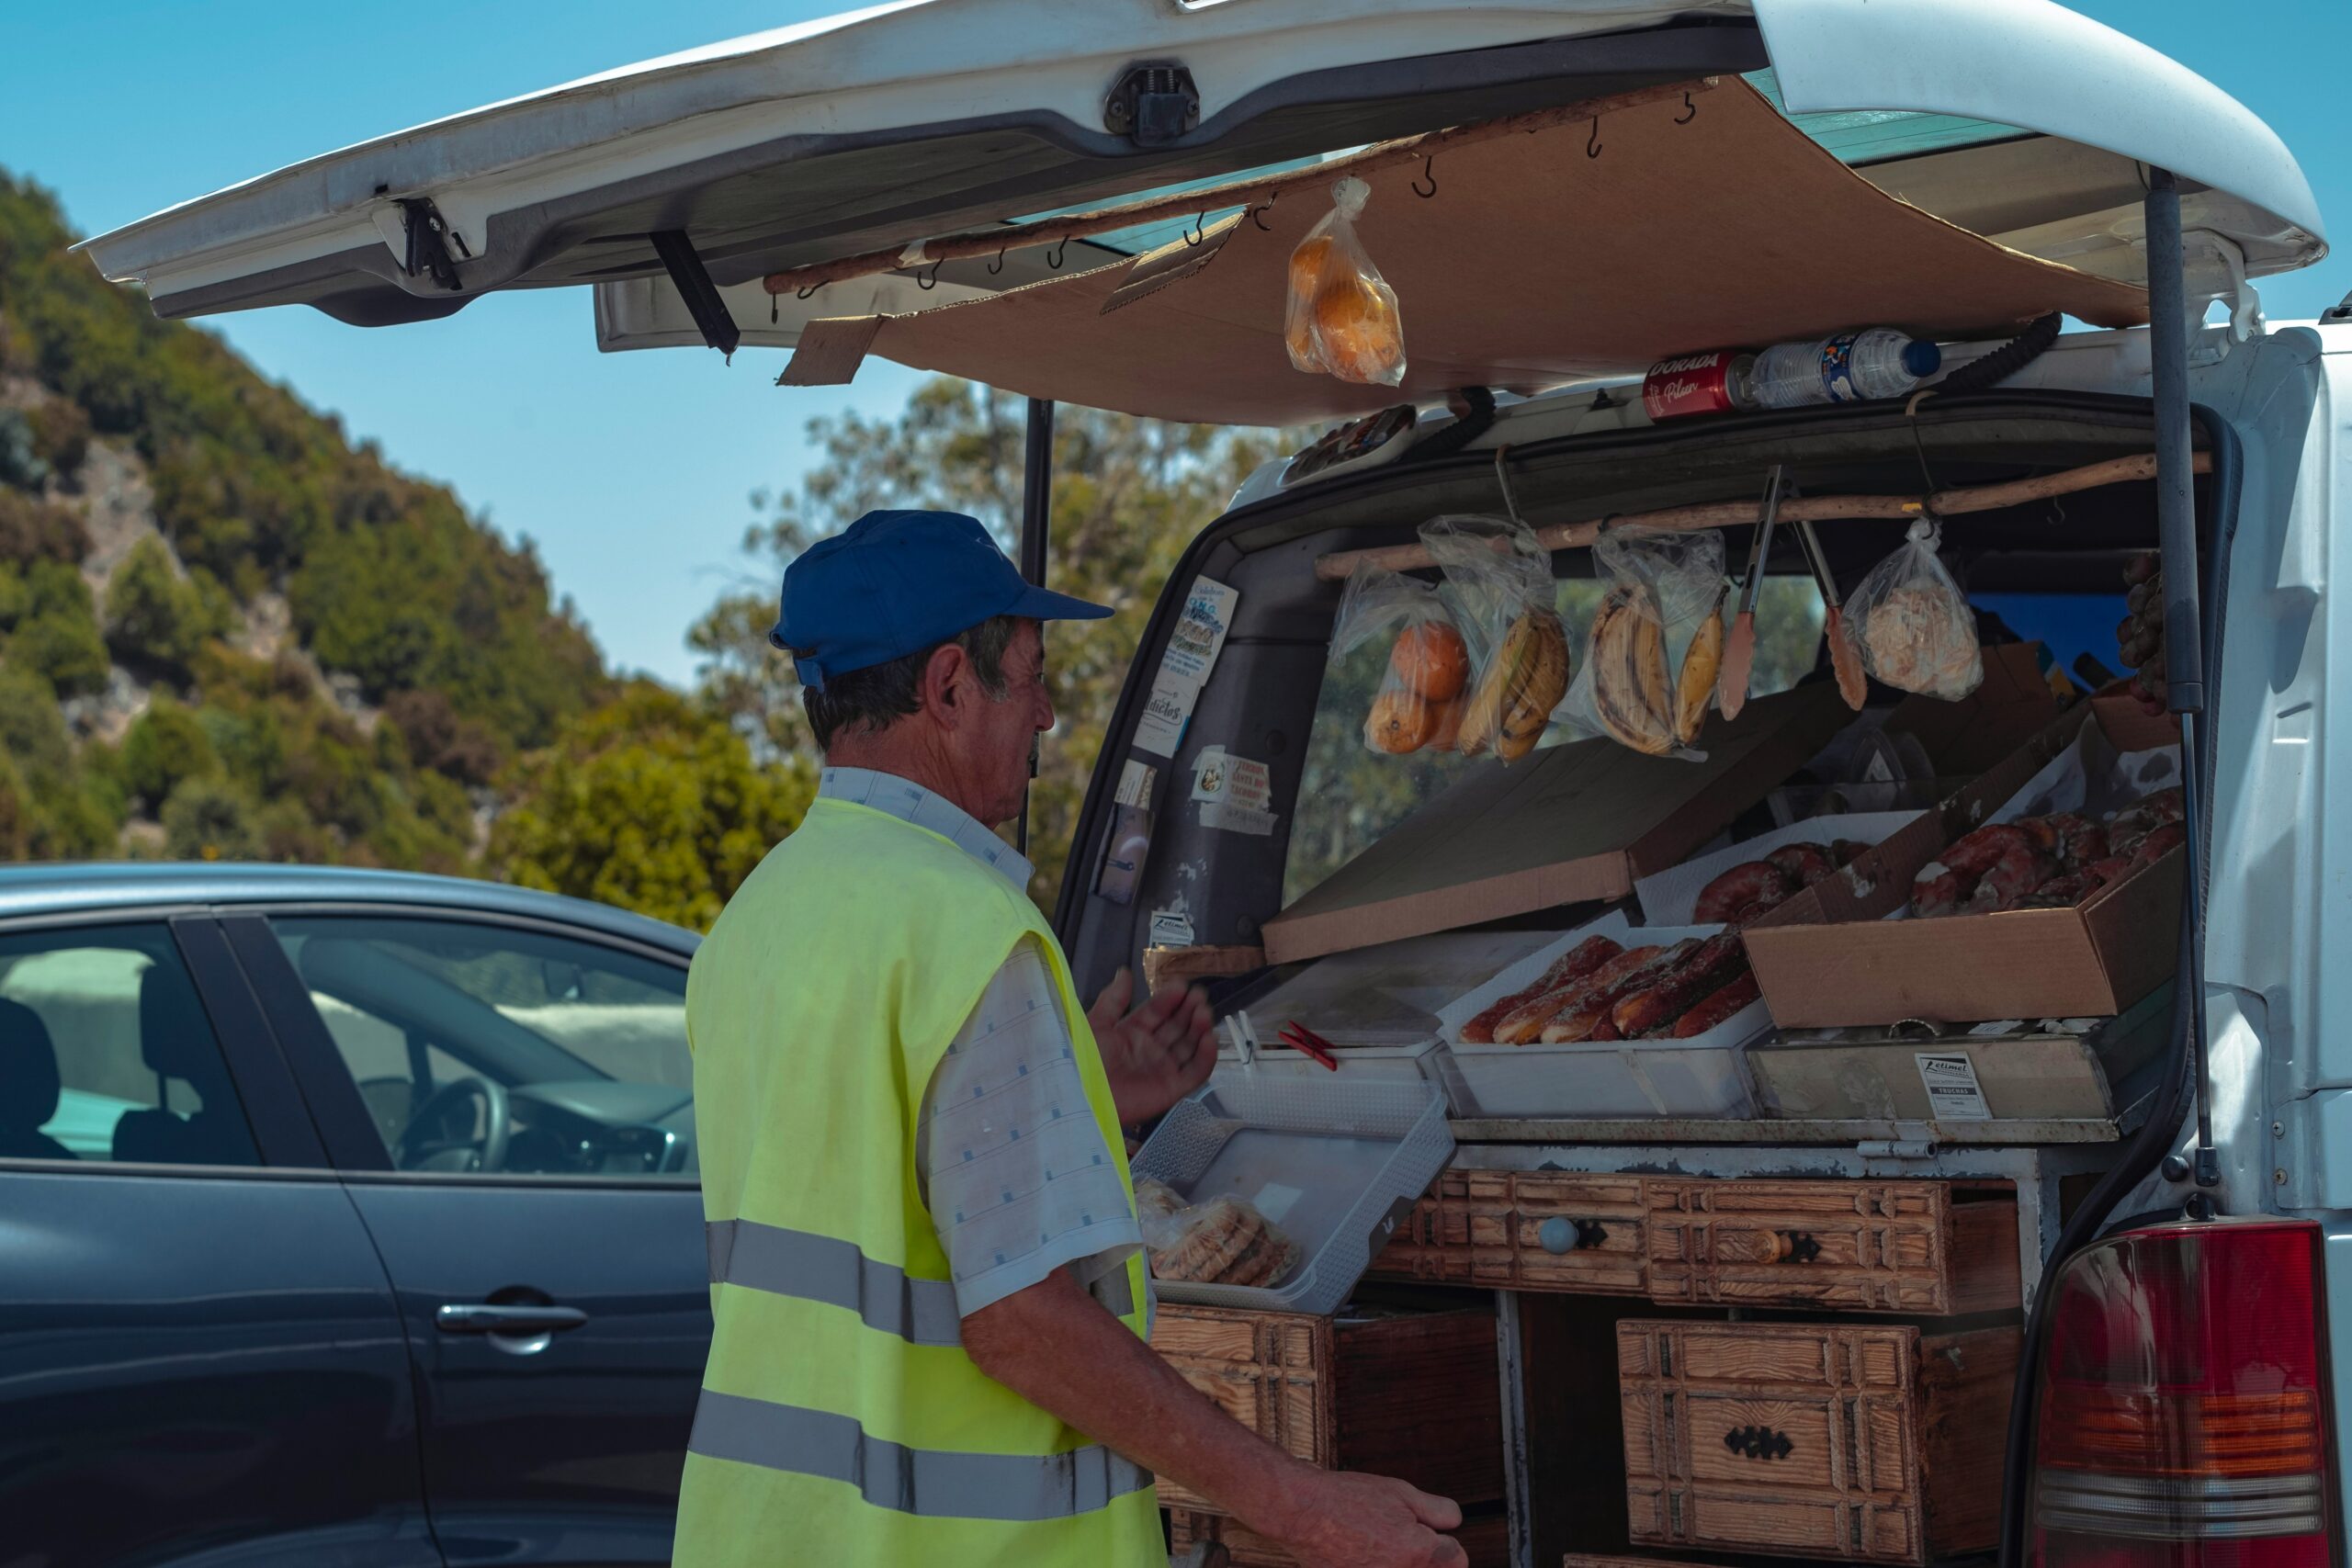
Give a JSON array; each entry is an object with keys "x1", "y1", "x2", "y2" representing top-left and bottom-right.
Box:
[{"x1": 79, "y1": 0, "x2": 2324, "y2": 410}]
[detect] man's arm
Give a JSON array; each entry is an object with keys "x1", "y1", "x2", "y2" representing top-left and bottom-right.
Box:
[{"x1": 963, "y1": 1270, "x2": 1466, "y2": 1568}]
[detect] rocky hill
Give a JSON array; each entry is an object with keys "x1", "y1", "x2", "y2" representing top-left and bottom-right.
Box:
[{"x1": 0, "y1": 172, "x2": 612, "y2": 869}]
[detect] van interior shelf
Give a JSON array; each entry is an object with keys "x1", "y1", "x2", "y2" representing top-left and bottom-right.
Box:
[{"x1": 1311, "y1": 449, "x2": 2214, "y2": 581}]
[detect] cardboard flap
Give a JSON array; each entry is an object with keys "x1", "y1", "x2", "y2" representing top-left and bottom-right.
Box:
[{"x1": 1263, "y1": 682, "x2": 1847, "y2": 964}]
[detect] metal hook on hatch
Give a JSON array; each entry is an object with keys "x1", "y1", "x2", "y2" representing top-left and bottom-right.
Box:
[
  {"x1": 797, "y1": 281, "x2": 821, "y2": 300},
  {"x1": 1587, "y1": 118, "x2": 1604, "y2": 160},
  {"x1": 987, "y1": 247, "x2": 1006, "y2": 276},
  {"x1": 770, "y1": 293, "x2": 779, "y2": 324},
  {"x1": 1493, "y1": 446, "x2": 1528, "y2": 528},
  {"x1": 1046, "y1": 235, "x2": 1069, "y2": 271},
  {"x1": 1676, "y1": 92, "x2": 1698, "y2": 126},
  {"x1": 1250, "y1": 193, "x2": 1277, "y2": 231},
  {"x1": 1184, "y1": 211, "x2": 1205, "y2": 247},
  {"x1": 1411, "y1": 156, "x2": 1437, "y2": 198},
  {"x1": 915, "y1": 260, "x2": 943, "y2": 291}
]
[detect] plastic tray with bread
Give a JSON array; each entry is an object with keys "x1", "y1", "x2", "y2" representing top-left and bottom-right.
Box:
[{"x1": 1128, "y1": 1074, "x2": 1454, "y2": 1315}]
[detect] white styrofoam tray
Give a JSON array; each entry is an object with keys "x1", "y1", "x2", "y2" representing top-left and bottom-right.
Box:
[
  {"x1": 1634, "y1": 811, "x2": 1921, "y2": 926},
  {"x1": 1214, "y1": 1031, "x2": 1452, "y2": 1089},
  {"x1": 1132, "y1": 1074, "x2": 1454, "y2": 1315},
  {"x1": 1431, "y1": 909, "x2": 1768, "y2": 1119}
]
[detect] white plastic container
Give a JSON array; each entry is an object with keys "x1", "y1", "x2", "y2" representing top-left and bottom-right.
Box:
[
  {"x1": 1131, "y1": 1075, "x2": 1454, "y2": 1315},
  {"x1": 1433, "y1": 911, "x2": 1769, "y2": 1120}
]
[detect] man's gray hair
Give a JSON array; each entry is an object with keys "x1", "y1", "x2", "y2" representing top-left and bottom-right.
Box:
[{"x1": 802, "y1": 615, "x2": 1021, "y2": 750}]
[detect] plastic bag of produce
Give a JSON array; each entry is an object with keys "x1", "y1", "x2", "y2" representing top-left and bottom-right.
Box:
[
  {"x1": 1135, "y1": 1178, "x2": 1301, "y2": 1288},
  {"x1": 1565, "y1": 524, "x2": 1726, "y2": 758},
  {"x1": 1843, "y1": 519, "x2": 1983, "y2": 701},
  {"x1": 1284, "y1": 175, "x2": 1407, "y2": 387},
  {"x1": 1329, "y1": 560, "x2": 1471, "y2": 754},
  {"x1": 1419, "y1": 514, "x2": 1569, "y2": 761}
]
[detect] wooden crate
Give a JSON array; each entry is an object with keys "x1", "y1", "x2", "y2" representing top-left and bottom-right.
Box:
[
  {"x1": 1149, "y1": 1302, "x2": 1504, "y2": 1515},
  {"x1": 1616, "y1": 1319, "x2": 2019, "y2": 1565},
  {"x1": 1366, "y1": 1170, "x2": 1648, "y2": 1294},
  {"x1": 1643, "y1": 1179, "x2": 2018, "y2": 1316},
  {"x1": 1170, "y1": 1505, "x2": 1510, "y2": 1566}
]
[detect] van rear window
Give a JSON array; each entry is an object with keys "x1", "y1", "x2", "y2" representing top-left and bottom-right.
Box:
[{"x1": 1284, "y1": 576, "x2": 1826, "y2": 907}]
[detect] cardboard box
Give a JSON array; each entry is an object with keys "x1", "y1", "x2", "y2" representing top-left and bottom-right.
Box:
[
  {"x1": 1261, "y1": 682, "x2": 1849, "y2": 965},
  {"x1": 1633, "y1": 810, "x2": 1923, "y2": 926},
  {"x1": 1744, "y1": 699, "x2": 2186, "y2": 1026}
]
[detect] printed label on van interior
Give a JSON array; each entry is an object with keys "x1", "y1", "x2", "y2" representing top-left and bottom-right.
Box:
[
  {"x1": 1916, "y1": 1052, "x2": 1993, "y2": 1120},
  {"x1": 1135, "y1": 577, "x2": 1238, "y2": 757},
  {"x1": 1191, "y1": 745, "x2": 1275, "y2": 835}
]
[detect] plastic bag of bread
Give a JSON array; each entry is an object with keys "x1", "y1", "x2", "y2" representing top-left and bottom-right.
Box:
[
  {"x1": 1842, "y1": 519, "x2": 1983, "y2": 701},
  {"x1": 1284, "y1": 175, "x2": 1407, "y2": 387},
  {"x1": 1329, "y1": 560, "x2": 1471, "y2": 754},
  {"x1": 1420, "y1": 515, "x2": 1570, "y2": 762},
  {"x1": 1135, "y1": 1178, "x2": 1302, "y2": 1289}
]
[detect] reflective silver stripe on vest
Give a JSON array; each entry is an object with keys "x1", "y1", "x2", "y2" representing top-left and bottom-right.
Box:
[
  {"x1": 707, "y1": 1219, "x2": 964, "y2": 1348},
  {"x1": 689, "y1": 1389, "x2": 1155, "y2": 1520}
]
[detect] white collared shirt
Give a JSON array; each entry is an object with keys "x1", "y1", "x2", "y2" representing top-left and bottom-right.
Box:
[{"x1": 816, "y1": 768, "x2": 1145, "y2": 1322}]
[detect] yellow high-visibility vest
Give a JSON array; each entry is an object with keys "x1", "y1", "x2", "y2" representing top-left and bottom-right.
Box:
[{"x1": 673, "y1": 795, "x2": 1160, "y2": 1567}]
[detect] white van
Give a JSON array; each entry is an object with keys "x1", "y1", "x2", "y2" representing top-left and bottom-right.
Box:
[{"x1": 83, "y1": 3, "x2": 2344, "y2": 1566}]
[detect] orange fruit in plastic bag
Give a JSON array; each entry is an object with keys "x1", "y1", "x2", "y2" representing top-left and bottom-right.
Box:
[
  {"x1": 1314, "y1": 276, "x2": 1404, "y2": 381},
  {"x1": 1287, "y1": 234, "x2": 1333, "y2": 299},
  {"x1": 1425, "y1": 694, "x2": 1466, "y2": 752},
  {"x1": 1389, "y1": 621, "x2": 1469, "y2": 702},
  {"x1": 1366, "y1": 686, "x2": 1435, "y2": 753}
]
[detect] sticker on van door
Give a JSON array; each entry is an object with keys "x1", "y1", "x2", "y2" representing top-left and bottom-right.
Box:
[
  {"x1": 1135, "y1": 577, "x2": 1238, "y2": 757},
  {"x1": 1191, "y1": 746, "x2": 1275, "y2": 836}
]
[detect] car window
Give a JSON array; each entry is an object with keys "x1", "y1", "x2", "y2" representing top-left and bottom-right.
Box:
[
  {"x1": 1285, "y1": 575, "x2": 1826, "y2": 906},
  {"x1": 270, "y1": 917, "x2": 694, "y2": 1179},
  {"x1": 0, "y1": 923, "x2": 260, "y2": 1168}
]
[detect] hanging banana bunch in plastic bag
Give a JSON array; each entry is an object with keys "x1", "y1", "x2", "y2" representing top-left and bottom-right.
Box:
[
  {"x1": 1419, "y1": 515, "x2": 1569, "y2": 761},
  {"x1": 1577, "y1": 524, "x2": 1728, "y2": 759}
]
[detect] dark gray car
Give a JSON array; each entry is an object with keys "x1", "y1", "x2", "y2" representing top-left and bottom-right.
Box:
[{"x1": 0, "y1": 864, "x2": 710, "y2": 1568}]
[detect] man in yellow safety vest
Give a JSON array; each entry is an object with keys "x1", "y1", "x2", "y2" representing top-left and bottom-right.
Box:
[{"x1": 673, "y1": 510, "x2": 1465, "y2": 1568}]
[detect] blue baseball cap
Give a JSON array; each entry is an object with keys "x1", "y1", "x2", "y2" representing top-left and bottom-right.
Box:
[{"x1": 772, "y1": 509, "x2": 1112, "y2": 691}]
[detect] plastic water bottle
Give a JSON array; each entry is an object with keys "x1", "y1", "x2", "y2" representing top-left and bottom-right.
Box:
[{"x1": 1741, "y1": 329, "x2": 1942, "y2": 408}]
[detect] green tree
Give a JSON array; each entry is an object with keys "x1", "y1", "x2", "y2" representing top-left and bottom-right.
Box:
[
  {"x1": 693, "y1": 378, "x2": 1281, "y2": 913},
  {"x1": 5, "y1": 558, "x2": 108, "y2": 696},
  {"x1": 162, "y1": 775, "x2": 259, "y2": 861},
  {"x1": 486, "y1": 682, "x2": 818, "y2": 931},
  {"x1": 121, "y1": 696, "x2": 220, "y2": 810},
  {"x1": 105, "y1": 535, "x2": 233, "y2": 678}
]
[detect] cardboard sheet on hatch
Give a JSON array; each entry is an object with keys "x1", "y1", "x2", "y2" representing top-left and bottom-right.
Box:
[
  {"x1": 783, "y1": 80, "x2": 2148, "y2": 427},
  {"x1": 1260, "y1": 682, "x2": 1850, "y2": 967}
]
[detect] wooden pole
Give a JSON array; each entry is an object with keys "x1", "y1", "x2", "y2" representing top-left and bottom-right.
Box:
[
  {"x1": 1311, "y1": 450, "x2": 2210, "y2": 581},
  {"x1": 760, "y1": 77, "x2": 1719, "y2": 298}
]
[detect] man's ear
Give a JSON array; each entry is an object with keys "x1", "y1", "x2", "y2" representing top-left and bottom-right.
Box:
[{"x1": 920, "y1": 641, "x2": 973, "y2": 726}]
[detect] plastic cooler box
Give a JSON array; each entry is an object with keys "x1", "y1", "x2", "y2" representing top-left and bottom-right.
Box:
[{"x1": 1130, "y1": 1074, "x2": 1454, "y2": 1316}]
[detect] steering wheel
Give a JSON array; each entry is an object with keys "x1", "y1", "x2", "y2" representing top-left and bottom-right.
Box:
[{"x1": 393, "y1": 1076, "x2": 512, "y2": 1173}]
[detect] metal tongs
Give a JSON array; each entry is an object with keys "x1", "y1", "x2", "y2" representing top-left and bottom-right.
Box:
[
  {"x1": 1220, "y1": 1010, "x2": 1338, "y2": 1072},
  {"x1": 1717, "y1": 463, "x2": 1788, "y2": 720}
]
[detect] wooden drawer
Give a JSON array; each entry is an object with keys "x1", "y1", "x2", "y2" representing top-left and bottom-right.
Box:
[
  {"x1": 1617, "y1": 1319, "x2": 2018, "y2": 1565},
  {"x1": 1149, "y1": 1303, "x2": 1504, "y2": 1515},
  {"x1": 1170, "y1": 1506, "x2": 1510, "y2": 1567},
  {"x1": 1644, "y1": 1179, "x2": 2018, "y2": 1315},
  {"x1": 1365, "y1": 1170, "x2": 1648, "y2": 1294}
]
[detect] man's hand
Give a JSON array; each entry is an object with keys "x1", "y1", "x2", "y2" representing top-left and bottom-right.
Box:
[
  {"x1": 1258, "y1": 1467, "x2": 1469, "y2": 1568},
  {"x1": 1086, "y1": 965, "x2": 1215, "y2": 1123}
]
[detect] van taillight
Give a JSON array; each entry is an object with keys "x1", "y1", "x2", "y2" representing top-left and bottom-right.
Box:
[{"x1": 2032, "y1": 1219, "x2": 2336, "y2": 1568}]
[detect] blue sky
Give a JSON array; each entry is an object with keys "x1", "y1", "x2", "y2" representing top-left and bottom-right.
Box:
[{"x1": 4, "y1": 1, "x2": 2346, "y2": 685}]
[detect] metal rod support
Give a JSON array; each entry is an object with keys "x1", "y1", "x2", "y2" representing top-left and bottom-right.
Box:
[
  {"x1": 1015, "y1": 397, "x2": 1055, "y2": 857},
  {"x1": 2143, "y1": 170, "x2": 2205, "y2": 713}
]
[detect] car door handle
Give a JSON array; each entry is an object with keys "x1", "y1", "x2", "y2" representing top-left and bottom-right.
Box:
[{"x1": 435, "y1": 1303, "x2": 590, "y2": 1336}]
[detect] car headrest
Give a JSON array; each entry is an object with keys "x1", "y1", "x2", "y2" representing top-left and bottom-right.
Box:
[
  {"x1": 139, "y1": 962, "x2": 221, "y2": 1083},
  {"x1": 0, "y1": 997, "x2": 62, "y2": 1133}
]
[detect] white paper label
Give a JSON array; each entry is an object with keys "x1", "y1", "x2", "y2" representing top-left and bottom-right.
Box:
[
  {"x1": 1148, "y1": 908, "x2": 1195, "y2": 948},
  {"x1": 1967, "y1": 1019, "x2": 2024, "y2": 1038},
  {"x1": 1114, "y1": 759, "x2": 1158, "y2": 808},
  {"x1": 1191, "y1": 745, "x2": 1277, "y2": 835},
  {"x1": 1134, "y1": 577, "x2": 1239, "y2": 757},
  {"x1": 1917, "y1": 1052, "x2": 1993, "y2": 1121}
]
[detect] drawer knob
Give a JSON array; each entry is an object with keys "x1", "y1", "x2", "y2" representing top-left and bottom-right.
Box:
[
  {"x1": 1537, "y1": 1216, "x2": 1607, "y2": 1255},
  {"x1": 1770, "y1": 1229, "x2": 1822, "y2": 1264},
  {"x1": 1723, "y1": 1425, "x2": 1795, "y2": 1461}
]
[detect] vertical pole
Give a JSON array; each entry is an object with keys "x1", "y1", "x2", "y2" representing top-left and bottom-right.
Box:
[
  {"x1": 1015, "y1": 397, "x2": 1056, "y2": 857},
  {"x1": 2142, "y1": 168, "x2": 2217, "y2": 1189}
]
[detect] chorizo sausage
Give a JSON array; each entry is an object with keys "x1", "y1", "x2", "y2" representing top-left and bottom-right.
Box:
[
  {"x1": 1765, "y1": 842, "x2": 1838, "y2": 889},
  {"x1": 1461, "y1": 935, "x2": 1623, "y2": 1043},
  {"x1": 2132, "y1": 819, "x2": 2187, "y2": 869},
  {"x1": 1668, "y1": 971, "x2": 1762, "y2": 1037},
  {"x1": 1541, "y1": 942, "x2": 1691, "y2": 1043},
  {"x1": 1694, "y1": 861, "x2": 1794, "y2": 924},
  {"x1": 1613, "y1": 934, "x2": 1747, "y2": 1038},
  {"x1": 1497, "y1": 943, "x2": 1660, "y2": 1044}
]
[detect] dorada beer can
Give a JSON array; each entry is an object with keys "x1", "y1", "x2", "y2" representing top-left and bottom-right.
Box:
[{"x1": 1641, "y1": 349, "x2": 1756, "y2": 421}]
